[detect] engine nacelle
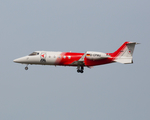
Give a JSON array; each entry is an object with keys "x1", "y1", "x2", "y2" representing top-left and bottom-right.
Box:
[{"x1": 86, "y1": 51, "x2": 110, "y2": 60}]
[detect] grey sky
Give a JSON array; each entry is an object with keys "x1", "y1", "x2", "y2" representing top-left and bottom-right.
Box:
[{"x1": 0, "y1": 0, "x2": 150, "y2": 120}]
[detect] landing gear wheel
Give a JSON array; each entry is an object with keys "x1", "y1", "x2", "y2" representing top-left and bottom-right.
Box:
[
  {"x1": 25, "y1": 66, "x2": 28, "y2": 70},
  {"x1": 77, "y1": 66, "x2": 84, "y2": 73}
]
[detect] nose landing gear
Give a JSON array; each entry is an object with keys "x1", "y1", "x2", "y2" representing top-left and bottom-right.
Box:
[
  {"x1": 25, "y1": 65, "x2": 28, "y2": 70},
  {"x1": 77, "y1": 66, "x2": 84, "y2": 73}
]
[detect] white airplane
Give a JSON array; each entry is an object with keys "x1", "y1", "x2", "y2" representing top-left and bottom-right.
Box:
[{"x1": 13, "y1": 41, "x2": 139, "y2": 73}]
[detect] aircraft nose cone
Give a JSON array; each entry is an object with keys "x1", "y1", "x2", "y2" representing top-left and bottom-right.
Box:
[
  {"x1": 13, "y1": 59, "x2": 17, "y2": 63},
  {"x1": 13, "y1": 58, "x2": 22, "y2": 63},
  {"x1": 13, "y1": 56, "x2": 28, "y2": 63}
]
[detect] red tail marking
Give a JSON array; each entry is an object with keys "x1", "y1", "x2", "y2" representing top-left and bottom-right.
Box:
[{"x1": 109, "y1": 41, "x2": 130, "y2": 59}]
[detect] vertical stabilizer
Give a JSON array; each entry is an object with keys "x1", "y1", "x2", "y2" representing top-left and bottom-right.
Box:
[{"x1": 112, "y1": 42, "x2": 139, "y2": 64}]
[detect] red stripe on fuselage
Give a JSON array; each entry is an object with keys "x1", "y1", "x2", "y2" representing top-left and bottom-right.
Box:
[
  {"x1": 55, "y1": 52, "x2": 114, "y2": 67},
  {"x1": 56, "y1": 52, "x2": 84, "y2": 66}
]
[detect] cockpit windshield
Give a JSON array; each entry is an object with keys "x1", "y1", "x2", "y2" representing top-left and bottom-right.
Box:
[{"x1": 29, "y1": 52, "x2": 39, "y2": 56}]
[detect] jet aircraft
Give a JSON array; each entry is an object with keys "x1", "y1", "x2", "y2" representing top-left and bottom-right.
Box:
[{"x1": 13, "y1": 41, "x2": 139, "y2": 73}]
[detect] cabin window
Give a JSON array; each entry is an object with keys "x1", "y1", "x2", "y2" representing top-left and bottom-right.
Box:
[{"x1": 68, "y1": 56, "x2": 71, "y2": 59}]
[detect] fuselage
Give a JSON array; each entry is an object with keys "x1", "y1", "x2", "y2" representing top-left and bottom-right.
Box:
[{"x1": 13, "y1": 51, "x2": 112, "y2": 67}]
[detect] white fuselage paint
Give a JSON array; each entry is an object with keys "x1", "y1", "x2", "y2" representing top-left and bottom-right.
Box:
[
  {"x1": 14, "y1": 51, "x2": 62, "y2": 65},
  {"x1": 46, "y1": 52, "x2": 62, "y2": 65}
]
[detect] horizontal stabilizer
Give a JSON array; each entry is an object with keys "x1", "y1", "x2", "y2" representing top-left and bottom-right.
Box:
[{"x1": 114, "y1": 57, "x2": 133, "y2": 64}]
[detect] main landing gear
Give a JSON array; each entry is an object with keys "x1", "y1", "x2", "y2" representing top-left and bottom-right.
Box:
[
  {"x1": 77, "y1": 66, "x2": 84, "y2": 73},
  {"x1": 25, "y1": 65, "x2": 28, "y2": 70}
]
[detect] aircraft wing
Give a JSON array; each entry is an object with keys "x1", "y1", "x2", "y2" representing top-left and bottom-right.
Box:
[{"x1": 70, "y1": 52, "x2": 87, "y2": 66}]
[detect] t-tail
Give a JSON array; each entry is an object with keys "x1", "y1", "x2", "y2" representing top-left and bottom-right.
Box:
[{"x1": 110, "y1": 41, "x2": 140, "y2": 64}]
